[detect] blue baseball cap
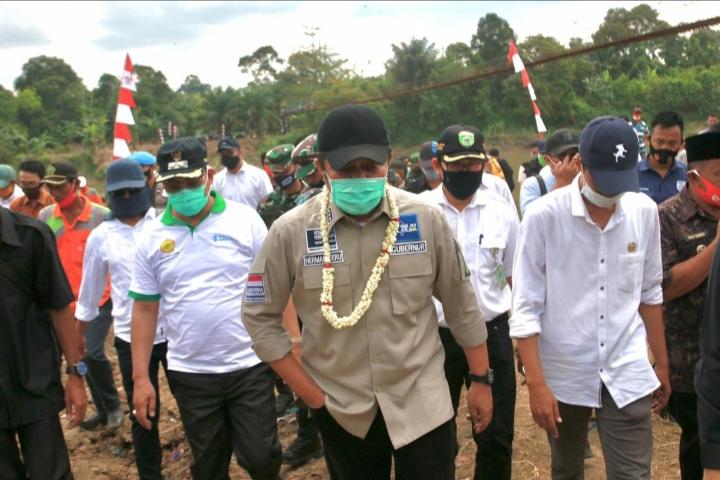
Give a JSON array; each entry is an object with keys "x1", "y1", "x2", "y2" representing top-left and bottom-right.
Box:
[
  {"x1": 106, "y1": 158, "x2": 147, "y2": 192},
  {"x1": 128, "y1": 151, "x2": 156, "y2": 166},
  {"x1": 580, "y1": 116, "x2": 640, "y2": 196}
]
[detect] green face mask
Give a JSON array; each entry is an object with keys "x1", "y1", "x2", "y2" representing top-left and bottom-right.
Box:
[
  {"x1": 329, "y1": 177, "x2": 386, "y2": 216},
  {"x1": 537, "y1": 154, "x2": 547, "y2": 168},
  {"x1": 167, "y1": 184, "x2": 208, "y2": 217}
]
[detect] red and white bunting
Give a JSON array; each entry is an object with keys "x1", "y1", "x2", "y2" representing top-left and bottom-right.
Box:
[
  {"x1": 112, "y1": 54, "x2": 137, "y2": 159},
  {"x1": 507, "y1": 40, "x2": 546, "y2": 135}
]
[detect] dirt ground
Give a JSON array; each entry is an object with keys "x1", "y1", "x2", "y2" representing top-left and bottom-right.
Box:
[{"x1": 64, "y1": 341, "x2": 681, "y2": 480}]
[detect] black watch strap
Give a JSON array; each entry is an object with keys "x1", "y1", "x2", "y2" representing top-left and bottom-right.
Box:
[{"x1": 468, "y1": 369, "x2": 494, "y2": 385}]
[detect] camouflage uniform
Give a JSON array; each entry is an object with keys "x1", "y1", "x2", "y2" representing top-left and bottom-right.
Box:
[
  {"x1": 258, "y1": 144, "x2": 300, "y2": 228},
  {"x1": 659, "y1": 187, "x2": 718, "y2": 392}
]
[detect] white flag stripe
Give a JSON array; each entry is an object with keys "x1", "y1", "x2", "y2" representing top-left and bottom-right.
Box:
[
  {"x1": 511, "y1": 54, "x2": 524, "y2": 73},
  {"x1": 527, "y1": 83, "x2": 537, "y2": 101},
  {"x1": 535, "y1": 114, "x2": 547, "y2": 133},
  {"x1": 113, "y1": 138, "x2": 131, "y2": 159},
  {"x1": 120, "y1": 71, "x2": 137, "y2": 92},
  {"x1": 115, "y1": 104, "x2": 135, "y2": 125}
]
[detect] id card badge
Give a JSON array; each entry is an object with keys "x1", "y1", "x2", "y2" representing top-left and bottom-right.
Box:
[{"x1": 494, "y1": 263, "x2": 507, "y2": 290}]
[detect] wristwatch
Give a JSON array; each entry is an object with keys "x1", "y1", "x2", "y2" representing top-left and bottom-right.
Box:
[
  {"x1": 469, "y1": 369, "x2": 494, "y2": 386},
  {"x1": 66, "y1": 361, "x2": 88, "y2": 378}
]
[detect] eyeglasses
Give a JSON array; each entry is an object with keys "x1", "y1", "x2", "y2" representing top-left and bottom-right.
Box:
[
  {"x1": 109, "y1": 188, "x2": 143, "y2": 198},
  {"x1": 442, "y1": 161, "x2": 484, "y2": 173}
]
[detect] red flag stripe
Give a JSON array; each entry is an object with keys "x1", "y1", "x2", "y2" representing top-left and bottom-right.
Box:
[
  {"x1": 118, "y1": 88, "x2": 136, "y2": 108},
  {"x1": 114, "y1": 122, "x2": 132, "y2": 142}
]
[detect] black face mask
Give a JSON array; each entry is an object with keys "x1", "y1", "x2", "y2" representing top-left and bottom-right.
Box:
[
  {"x1": 649, "y1": 146, "x2": 678, "y2": 166},
  {"x1": 442, "y1": 170, "x2": 483, "y2": 200},
  {"x1": 221, "y1": 156, "x2": 240, "y2": 170},
  {"x1": 21, "y1": 186, "x2": 41, "y2": 200},
  {"x1": 274, "y1": 173, "x2": 295, "y2": 189},
  {"x1": 109, "y1": 189, "x2": 151, "y2": 219}
]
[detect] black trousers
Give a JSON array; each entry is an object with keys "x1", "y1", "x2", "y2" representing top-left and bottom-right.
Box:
[
  {"x1": 83, "y1": 300, "x2": 120, "y2": 415},
  {"x1": 0, "y1": 415, "x2": 73, "y2": 480},
  {"x1": 668, "y1": 392, "x2": 703, "y2": 480},
  {"x1": 313, "y1": 407, "x2": 455, "y2": 480},
  {"x1": 166, "y1": 363, "x2": 282, "y2": 480},
  {"x1": 115, "y1": 337, "x2": 168, "y2": 480},
  {"x1": 439, "y1": 312, "x2": 516, "y2": 480}
]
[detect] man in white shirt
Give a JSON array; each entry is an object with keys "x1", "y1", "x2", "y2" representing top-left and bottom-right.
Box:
[
  {"x1": 76, "y1": 158, "x2": 167, "y2": 480},
  {"x1": 129, "y1": 137, "x2": 281, "y2": 480},
  {"x1": 428, "y1": 125, "x2": 519, "y2": 480},
  {"x1": 519, "y1": 129, "x2": 581, "y2": 216},
  {"x1": 511, "y1": 116, "x2": 671, "y2": 480},
  {"x1": 213, "y1": 136, "x2": 273, "y2": 209}
]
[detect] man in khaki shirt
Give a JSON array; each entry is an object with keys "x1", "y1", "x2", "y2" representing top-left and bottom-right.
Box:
[{"x1": 243, "y1": 104, "x2": 492, "y2": 479}]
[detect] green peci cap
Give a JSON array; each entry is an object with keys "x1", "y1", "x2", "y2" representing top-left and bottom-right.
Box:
[{"x1": 266, "y1": 144, "x2": 294, "y2": 167}]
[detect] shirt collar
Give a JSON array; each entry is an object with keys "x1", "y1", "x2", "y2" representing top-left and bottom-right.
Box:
[
  {"x1": 639, "y1": 158, "x2": 683, "y2": 174},
  {"x1": 0, "y1": 207, "x2": 21, "y2": 247},
  {"x1": 676, "y1": 186, "x2": 713, "y2": 222},
  {"x1": 435, "y1": 185, "x2": 486, "y2": 212},
  {"x1": 570, "y1": 174, "x2": 626, "y2": 227},
  {"x1": 161, "y1": 190, "x2": 226, "y2": 227}
]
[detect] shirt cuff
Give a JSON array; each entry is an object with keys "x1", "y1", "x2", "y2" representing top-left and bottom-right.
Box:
[
  {"x1": 128, "y1": 290, "x2": 161, "y2": 302},
  {"x1": 449, "y1": 317, "x2": 488, "y2": 349},
  {"x1": 74, "y1": 303, "x2": 99, "y2": 322},
  {"x1": 640, "y1": 286, "x2": 663, "y2": 305},
  {"x1": 509, "y1": 313, "x2": 542, "y2": 338},
  {"x1": 252, "y1": 335, "x2": 293, "y2": 364}
]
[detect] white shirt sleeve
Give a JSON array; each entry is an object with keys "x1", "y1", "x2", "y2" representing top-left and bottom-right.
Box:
[
  {"x1": 641, "y1": 205, "x2": 663, "y2": 305},
  {"x1": 504, "y1": 211, "x2": 520, "y2": 277},
  {"x1": 250, "y1": 209, "x2": 269, "y2": 257},
  {"x1": 509, "y1": 207, "x2": 547, "y2": 338},
  {"x1": 518, "y1": 165, "x2": 527, "y2": 185},
  {"x1": 129, "y1": 234, "x2": 160, "y2": 298},
  {"x1": 519, "y1": 177, "x2": 541, "y2": 216},
  {"x1": 259, "y1": 173, "x2": 273, "y2": 201},
  {"x1": 75, "y1": 228, "x2": 108, "y2": 322}
]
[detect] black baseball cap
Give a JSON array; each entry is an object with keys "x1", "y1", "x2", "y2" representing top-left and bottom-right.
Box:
[
  {"x1": 580, "y1": 116, "x2": 639, "y2": 196},
  {"x1": 156, "y1": 137, "x2": 208, "y2": 183},
  {"x1": 545, "y1": 129, "x2": 580, "y2": 156},
  {"x1": 316, "y1": 104, "x2": 391, "y2": 170},
  {"x1": 44, "y1": 161, "x2": 79, "y2": 186},
  {"x1": 105, "y1": 158, "x2": 146, "y2": 192},
  {"x1": 217, "y1": 137, "x2": 240, "y2": 151},
  {"x1": 436, "y1": 125, "x2": 486, "y2": 163},
  {"x1": 686, "y1": 130, "x2": 720, "y2": 164}
]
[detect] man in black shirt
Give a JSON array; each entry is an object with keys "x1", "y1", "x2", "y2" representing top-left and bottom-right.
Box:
[{"x1": 0, "y1": 206, "x2": 87, "y2": 479}]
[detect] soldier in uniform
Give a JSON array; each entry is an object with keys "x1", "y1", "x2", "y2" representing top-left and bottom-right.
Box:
[
  {"x1": 660, "y1": 130, "x2": 720, "y2": 480},
  {"x1": 258, "y1": 144, "x2": 305, "y2": 228},
  {"x1": 243, "y1": 104, "x2": 493, "y2": 480}
]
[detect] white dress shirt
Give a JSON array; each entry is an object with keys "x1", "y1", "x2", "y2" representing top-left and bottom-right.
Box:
[
  {"x1": 0, "y1": 185, "x2": 23, "y2": 209},
  {"x1": 480, "y1": 173, "x2": 517, "y2": 216},
  {"x1": 426, "y1": 186, "x2": 519, "y2": 327},
  {"x1": 76, "y1": 209, "x2": 165, "y2": 344},
  {"x1": 213, "y1": 162, "x2": 273, "y2": 210},
  {"x1": 510, "y1": 175, "x2": 663, "y2": 408},
  {"x1": 519, "y1": 165, "x2": 557, "y2": 216}
]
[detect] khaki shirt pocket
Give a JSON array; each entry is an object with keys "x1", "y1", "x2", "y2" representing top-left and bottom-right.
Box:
[
  {"x1": 617, "y1": 253, "x2": 643, "y2": 293},
  {"x1": 388, "y1": 254, "x2": 434, "y2": 315},
  {"x1": 301, "y1": 264, "x2": 354, "y2": 317}
]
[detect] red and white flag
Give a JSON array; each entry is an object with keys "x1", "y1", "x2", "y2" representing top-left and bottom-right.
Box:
[
  {"x1": 112, "y1": 54, "x2": 137, "y2": 159},
  {"x1": 507, "y1": 41, "x2": 546, "y2": 135}
]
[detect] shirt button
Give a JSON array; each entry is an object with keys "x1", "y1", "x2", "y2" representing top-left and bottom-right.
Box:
[
  {"x1": 600, "y1": 315, "x2": 604, "y2": 319},
  {"x1": 600, "y1": 286, "x2": 604, "y2": 291},
  {"x1": 600, "y1": 368, "x2": 604, "y2": 372},
  {"x1": 600, "y1": 343, "x2": 605, "y2": 347},
  {"x1": 600, "y1": 259, "x2": 605, "y2": 263}
]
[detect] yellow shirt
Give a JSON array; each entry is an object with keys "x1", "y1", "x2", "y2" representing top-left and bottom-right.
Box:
[{"x1": 242, "y1": 187, "x2": 487, "y2": 448}]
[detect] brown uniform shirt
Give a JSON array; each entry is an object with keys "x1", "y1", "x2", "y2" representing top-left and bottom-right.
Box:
[
  {"x1": 659, "y1": 187, "x2": 718, "y2": 392},
  {"x1": 242, "y1": 187, "x2": 487, "y2": 448},
  {"x1": 9, "y1": 188, "x2": 54, "y2": 218}
]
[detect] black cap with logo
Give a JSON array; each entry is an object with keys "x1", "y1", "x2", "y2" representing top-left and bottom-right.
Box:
[
  {"x1": 436, "y1": 125, "x2": 486, "y2": 163},
  {"x1": 156, "y1": 137, "x2": 208, "y2": 183},
  {"x1": 317, "y1": 104, "x2": 391, "y2": 170},
  {"x1": 217, "y1": 137, "x2": 240, "y2": 152},
  {"x1": 545, "y1": 129, "x2": 580, "y2": 157},
  {"x1": 580, "y1": 116, "x2": 639, "y2": 196}
]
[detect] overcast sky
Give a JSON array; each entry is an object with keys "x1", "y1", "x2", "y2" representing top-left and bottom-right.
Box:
[{"x1": 0, "y1": 1, "x2": 717, "y2": 92}]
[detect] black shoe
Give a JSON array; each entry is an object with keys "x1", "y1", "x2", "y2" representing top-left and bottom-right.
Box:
[
  {"x1": 282, "y1": 433, "x2": 323, "y2": 468},
  {"x1": 80, "y1": 412, "x2": 108, "y2": 430},
  {"x1": 276, "y1": 391, "x2": 294, "y2": 417}
]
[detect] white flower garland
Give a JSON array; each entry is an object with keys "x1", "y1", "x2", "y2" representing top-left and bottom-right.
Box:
[{"x1": 320, "y1": 184, "x2": 399, "y2": 329}]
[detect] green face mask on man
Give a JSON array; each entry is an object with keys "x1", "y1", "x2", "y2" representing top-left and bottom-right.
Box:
[
  {"x1": 329, "y1": 177, "x2": 386, "y2": 216},
  {"x1": 167, "y1": 184, "x2": 208, "y2": 216}
]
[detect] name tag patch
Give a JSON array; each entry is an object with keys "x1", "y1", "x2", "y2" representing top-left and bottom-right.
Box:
[
  {"x1": 245, "y1": 274, "x2": 268, "y2": 303},
  {"x1": 212, "y1": 234, "x2": 234, "y2": 242},
  {"x1": 306, "y1": 228, "x2": 338, "y2": 253},
  {"x1": 303, "y1": 250, "x2": 344, "y2": 267},
  {"x1": 396, "y1": 214, "x2": 421, "y2": 242},
  {"x1": 391, "y1": 241, "x2": 427, "y2": 256}
]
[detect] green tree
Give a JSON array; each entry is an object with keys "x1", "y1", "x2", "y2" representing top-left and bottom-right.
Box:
[
  {"x1": 14, "y1": 56, "x2": 88, "y2": 136},
  {"x1": 385, "y1": 38, "x2": 438, "y2": 86},
  {"x1": 683, "y1": 29, "x2": 720, "y2": 68},
  {"x1": 15, "y1": 89, "x2": 45, "y2": 137},
  {"x1": 133, "y1": 65, "x2": 176, "y2": 141},
  {"x1": 0, "y1": 86, "x2": 18, "y2": 130},
  {"x1": 203, "y1": 87, "x2": 240, "y2": 135},
  {"x1": 178, "y1": 74, "x2": 211, "y2": 95},
  {"x1": 91, "y1": 73, "x2": 121, "y2": 141},
  {"x1": 470, "y1": 13, "x2": 516, "y2": 65},
  {"x1": 238, "y1": 46, "x2": 284, "y2": 84}
]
